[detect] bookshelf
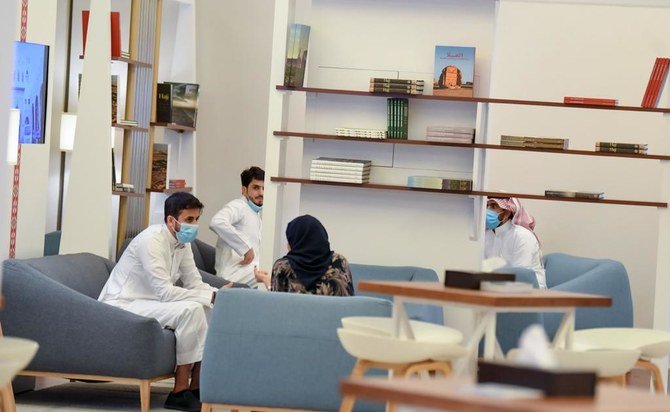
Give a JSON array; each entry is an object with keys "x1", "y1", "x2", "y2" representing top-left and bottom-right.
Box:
[
  {"x1": 274, "y1": 131, "x2": 670, "y2": 161},
  {"x1": 79, "y1": 55, "x2": 152, "y2": 68},
  {"x1": 112, "y1": 190, "x2": 144, "y2": 198},
  {"x1": 150, "y1": 122, "x2": 196, "y2": 133},
  {"x1": 112, "y1": 123, "x2": 149, "y2": 133}
]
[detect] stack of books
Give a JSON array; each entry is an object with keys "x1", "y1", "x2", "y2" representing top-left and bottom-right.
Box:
[
  {"x1": 169, "y1": 179, "x2": 186, "y2": 189},
  {"x1": 114, "y1": 182, "x2": 135, "y2": 193},
  {"x1": 426, "y1": 126, "x2": 474, "y2": 143},
  {"x1": 407, "y1": 176, "x2": 473, "y2": 191},
  {"x1": 501, "y1": 135, "x2": 569, "y2": 150},
  {"x1": 335, "y1": 127, "x2": 387, "y2": 139},
  {"x1": 596, "y1": 142, "x2": 648, "y2": 154},
  {"x1": 369, "y1": 78, "x2": 424, "y2": 95},
  {"x1": 120, "y1": 51, "x2": 130, "y2": 59},
  {"x1": 310, "y1": 157, "x2": 371, "y2": 184},
  {"x1": 116, "y1": 119, "x2": 138, "y2": 127},
  {"x1": 387, "y1": 98, "x2": 409, "y2": 139},
  {"x1": 545, "y1": 190, "x2": 605, "y2": 199},
  {"x1": 563, "y1": 96, "x2": 618, "y2": 107},
  {"x1": 641, "y1": 58, "x2": 670, "y2": 108}
]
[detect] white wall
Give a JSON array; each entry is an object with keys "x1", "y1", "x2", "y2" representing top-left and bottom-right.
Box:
[
  {"x1": 488, "y1": 0, "x2": 670, "y2": 328},
  {"x1": 194, "y1": 0, "x2": 275, "y2": 244}
]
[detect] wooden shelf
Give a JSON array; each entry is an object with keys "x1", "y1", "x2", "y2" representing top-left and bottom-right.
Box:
[
  {"x1": 112, "y1": 190, "x2": 144, "y2": 198},
  {"x1": 113, "y1": 123, "x2": 149, "y2": 133},
  {"x1": 79, "y1": 55, "x2": 152, "y2": 68},
  {"x1": 274, "y1": 131, "x2": 670, "y2": 160},
  {"x1": 151, "y1": 122, "x2": 196, "y2": 132},
  {"x1": 276, "y1": 85, "x2": 670, "y2": 114},
  {"x1": 147, "y1": 187, "x2": 192, "y2": 194},
  {"x1": 271, "y1": 177, "x2": 667, "y2": 208}
]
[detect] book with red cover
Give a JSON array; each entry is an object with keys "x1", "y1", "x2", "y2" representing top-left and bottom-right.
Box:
[
  {"x1": 648, "y1": 58, "x2": 670, "y2": 108},
  {"x1": 563, "y1": 96, "x2": 618, "y2": 106},
  {"x1": 642, "y1": 58, "x2": 662, "y2": 107},
  {"x1": 82, "y1": 10, "x2": 121, "y2": 58}
]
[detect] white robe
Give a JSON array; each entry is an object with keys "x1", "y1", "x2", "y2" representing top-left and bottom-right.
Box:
[
  {"x1": 484, "y1": 220, "x2": 547, "y2": 289},
  {"x1": 209, "y1": 196, "x2": 262, "y2": 286},
  {"x1": 98, "y1": 224, "x2": 217, "y2": 365}
]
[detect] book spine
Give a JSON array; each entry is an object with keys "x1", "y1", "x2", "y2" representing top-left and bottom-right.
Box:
[
  {"x1": 596, "y1": 147, "x2": 647, "y2": 154},
  {"x1": 369, "y1": 85, "x2": 424, "y2": 92},
  {"x1": 442, "y1": 179, "x2": 473, "y2": 191},
  {"x1": 370, "y1": 78, "x2": 425, "y2": 85},
  {"x1": 642, "y1": 58, "x2": 661, "y2": 107},
  {"x1": 110, "y1": 12, "x2": 121, "y2": 58},
  {"x1": 82, "y1": 10, "x2": 90, "y2": 55},
  {"x1": 310, "y1": 168, "x2": 371, "y2": 176},
  {"x1": 311, "y1": 160, "x2": 370, "y2": 168},
  {"x1": 563, "y1": 97, "x2": 618, "y2": 106},
  {"x1": 310, "y1": 175, "x2": 368, "y2": 184},
  {"x1": 651, "y1": 58, "x2": 670, "y2": 108},
  {"x1": 646, "y1": 58, "x2": 665, "y2": 107},
  {"x1": 596, "y1": 142, "x2": 647, "y2": 149}
]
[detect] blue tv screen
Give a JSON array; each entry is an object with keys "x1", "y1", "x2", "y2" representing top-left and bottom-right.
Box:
[{"x1": 12, "y1": 41, "x2": 49, "y2": 145}]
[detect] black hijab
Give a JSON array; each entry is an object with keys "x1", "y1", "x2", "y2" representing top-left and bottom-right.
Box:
[{"x1": 284, "y1": 215, "x2": 334, "y2": 289}]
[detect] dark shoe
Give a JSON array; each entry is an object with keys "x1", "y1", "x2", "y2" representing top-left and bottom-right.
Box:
[
  {"x1": 164, "y1": 390, "x2": 201, "y2": 412},
  {"x1": 191, "y1": 388, "x2": 199, "y2": 400}
]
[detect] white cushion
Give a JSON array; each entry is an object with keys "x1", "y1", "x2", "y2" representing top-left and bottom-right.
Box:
[
  {"x1": 507, "y1": 348, "x2": 640, "y2": 378},
  {"x1": 574, "y1": 328, "x2": 670, "y2": 359},
  {"x1": 337, "y1": 328, "x2": 467, "y2": 364},
  {"x1": 341, "y1": 316, "x2": 463, "y2": 344}
]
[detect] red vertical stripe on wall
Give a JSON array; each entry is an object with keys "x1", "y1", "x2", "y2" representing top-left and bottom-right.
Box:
[{"x1": 9, "y1": 0, "x2": 28, "y2": 258}]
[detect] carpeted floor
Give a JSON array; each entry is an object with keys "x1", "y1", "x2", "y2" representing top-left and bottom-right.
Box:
[{"x1": 15, "y1": 381, "x2": 174, "y2": 411}]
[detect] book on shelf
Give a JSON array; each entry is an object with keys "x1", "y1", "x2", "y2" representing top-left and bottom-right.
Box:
[
  {"x1": 545, "y1": 190, "x2": 605, "y2": 199},
  {"x1": 500, "y1": 135, "x2": 568, "y2": 149},
  {"x1": 596, "y1": 142, "x2": 648, "y2": 149},
  {"x1": 82, "y1": 10, "x2": 121, "y2": 58},
  {"x1": 311, "y1": 157, "x2": 372, "y2": 167},
  {"x1": 407, "y1": 176, "x2": 443, "y2": 189},
  {"x1": 442, "y1": 179, "x2": 473, "y2": 191},
  {"x1": 169, "y1": 179, "x2": 187, "y2": 188},
  {"x1": 156, "y1": 82, "x2": 200, "y2": 128},
  {"x1": 369, "y1": 84, "x2": 424, "y2": 95},
  {"x1": 387, "y1": 98, "x2": 409, "y2": 139},
  {"x1": 370, "y1": 78, "x2": 425, "y2": 86},
  {"x1": 283, "y1": 23, "x2": 311, "y2": 88},
  {"x1": 426, "y1": 126, "x2": 475, "y2": 143},
  {"x1": 310, "y1": 165, "x2": 372, "y2": 174},
  {"x1": 114, "y1": 183, "x2": 135, "y2": 193},
  {"x1": 310, "y1": 175, "x2": 369, "y2": 184},
  {"x1": 596, "y1": 146, "x2": 648, "y2": 154},
  {"x1": 335, "y1": 127, "x2": 387, "y2": 139},
  {"x1": 116, "y1": 119, "x2": 139, "y2": 126},
  {"x1": 433, "y1": 46, "x2": 475, "y2": 98},
  {"x1": 369, "y1": 78, "x2": 424, "y2": 95},
  {"x1": 150, "y1": 143, "x2": 170, "y2": 191},
  {"x1": 310, "y1": 167, "x2": 370, "y2": 177},
  {"x1": 426, "y1": 135, "x2": 474, "y2": 144},
  {"x1": 642, "y1": 57, "x2": 670, "y2": 108},
  {"x1": 427, "y1": 126, "x2": 475, "y2": 135},
  {"x1": 563, "y1": 96, "x2": 618, "y2": 106}
]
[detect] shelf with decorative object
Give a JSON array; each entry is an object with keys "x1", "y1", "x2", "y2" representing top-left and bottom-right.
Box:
[
  {"x1": 274, "y1": 131, "x2": 670, "y2": 161},
  {"x1": 112, "y1": 190, "x2": 144, "y2": 198},
  {"x1": 276, "y1": 85, "x2": 670, "y2": 113},
  {"x1": 150, "y1": 122, "x2": 196, "y2": 133},
  {"x1": 271, "y1": 177, "x2": 667, "y2": 208}
]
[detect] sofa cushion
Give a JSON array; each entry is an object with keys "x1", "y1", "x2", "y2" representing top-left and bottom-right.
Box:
[{"x1": 11, "y1": 253, "x2": 113, "y2": 299}]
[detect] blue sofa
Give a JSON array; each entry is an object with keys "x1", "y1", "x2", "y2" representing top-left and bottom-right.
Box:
[
  {"x1": 201, "y1": 289, "x2": 391, "y2": 412},
  {"x1": 350, "y1": 263, "x2": 444, "y2": 325},
  {"x1": 496, "y1": 253, "x2": 634, "y2": 353}
]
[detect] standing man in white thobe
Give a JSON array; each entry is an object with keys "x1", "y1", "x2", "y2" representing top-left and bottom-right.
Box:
[
  {"x1": 484, "y1": 197, "x2": 547, "y2": 289},
  {"x1": 99, "y1": 192, "x2": 224, "y2": 412},
  {"x1": 209, "y1": 166, "x2": 265, "y2": 287}
]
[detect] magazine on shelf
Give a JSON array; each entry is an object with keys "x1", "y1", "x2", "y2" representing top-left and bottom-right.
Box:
[{"x1": 433, "y1": 46, "x2": 475, "y2": 97}]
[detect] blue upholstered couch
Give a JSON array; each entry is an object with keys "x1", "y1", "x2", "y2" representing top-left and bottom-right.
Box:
[
  {"x1": 496, "y1": 253, "x2": 634, "y2": 353},
  {"x1": 201, "y1": 288, "x2": 391, "y2": 412}
]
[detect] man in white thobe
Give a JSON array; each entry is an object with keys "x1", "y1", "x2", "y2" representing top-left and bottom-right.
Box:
[
  {"x1": 99, "y1": 192, "x2": 221, "y2": 412},
  {"x1": 484, "y1": 197, "x2": 547, "y2": 289},
  {"x1": 210, "y1": 166, "x2": 264, "y2": 287}
]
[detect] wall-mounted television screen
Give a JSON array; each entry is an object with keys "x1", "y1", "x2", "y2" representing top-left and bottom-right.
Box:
[{"x1": 12, "y1": 41, "x2": 49, "y2": 145}]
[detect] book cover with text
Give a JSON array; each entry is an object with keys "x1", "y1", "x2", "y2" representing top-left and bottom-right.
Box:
[{"x1": 433, "y1": 46, "x2": 475, "y2": 97}]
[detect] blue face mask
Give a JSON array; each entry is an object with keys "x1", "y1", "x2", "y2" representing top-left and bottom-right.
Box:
[
  {"x1": 247, "y1": 198, "x2": 262, "y2": 213},
  {"x1": 485, "y1": 209, "x2": 502, "y2": 230},
  {"x1": 176, "y1": 222, "x2": 199, "y2": 244}
]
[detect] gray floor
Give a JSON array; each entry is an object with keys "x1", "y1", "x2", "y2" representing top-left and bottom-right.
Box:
[{"x1": 15, "y1": 380, "x2": 175, "y2": 411}]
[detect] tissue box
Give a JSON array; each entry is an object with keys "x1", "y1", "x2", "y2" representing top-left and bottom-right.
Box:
[
  {"x1": 444, "y1": 270, "x2": 515, "y2": 290},
  {"x1": 478, "y1": 361, "x2": 596, "y2": 397}
]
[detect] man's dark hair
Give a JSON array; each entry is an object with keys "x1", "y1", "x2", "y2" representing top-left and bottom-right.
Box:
[
  {"x1": 241, "y1": 166, "x2": 265, "y2": 187},
  {"x1": 164, "y1": 192, "x2": 204, "y2": 223}
]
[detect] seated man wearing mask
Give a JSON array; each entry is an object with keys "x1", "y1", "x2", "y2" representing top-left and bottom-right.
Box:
[
  {"x1": 99, "y1": 192, "x2": 224, "y2": 412},
  {"x1": 484, "y1": 197, "x2": 546, "y2": 289}
]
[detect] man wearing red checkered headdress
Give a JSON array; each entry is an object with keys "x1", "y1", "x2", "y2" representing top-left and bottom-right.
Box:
[{"x1": 484, "y1": 197, "x2": 546, "y2": 288}]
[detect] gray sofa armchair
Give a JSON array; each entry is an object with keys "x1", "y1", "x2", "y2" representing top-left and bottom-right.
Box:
[{"x1": 1, "y1": 252, "x2": 226, "y2": 411}]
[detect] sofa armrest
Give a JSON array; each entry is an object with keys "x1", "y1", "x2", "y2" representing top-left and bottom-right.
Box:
[{"x1": 1, "y1": 260, "x2": 175, "y2": 379}]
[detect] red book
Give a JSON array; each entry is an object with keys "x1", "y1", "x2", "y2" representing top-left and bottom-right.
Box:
[
  {"x1": 649, "y1": 58, "x2": 670, "y2": 108},
  {"x1": 642, "y1": 58, "x2": 661, "y2": 107},
  {"x1": 563, "y1": 96, "x2": 618, "y2": 106},
  {"x1": 82, "y1": 11, "x2": 122, "y2": 58}
]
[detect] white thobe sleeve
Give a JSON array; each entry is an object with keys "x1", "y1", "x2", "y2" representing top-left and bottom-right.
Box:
[
  {"x1": 138, "y1": 236, "x2": 214, "y2": 306},
  {"x1": 179, "y1": 245, "x2": 218, "y2": 292},
  {"x1": 209, "y1": 203, "x2": 252, "y2": 256},
  {"x1": 506, "y1": 233, "x2": 540, "y2": 269}
]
